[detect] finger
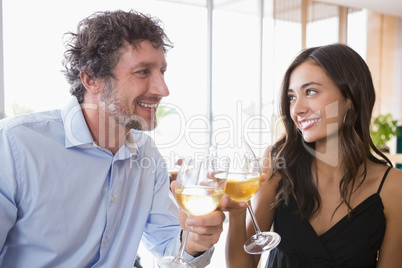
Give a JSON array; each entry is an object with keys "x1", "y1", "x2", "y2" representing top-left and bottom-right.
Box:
[
  {"x1": 188, "y1": 223, "x2": 223, "y2": 236},
  {"x1": 185, "y1": 236, "x2": 216, "y2": 253},
  {"x1": 261, "y1": 172, "x2": 268, "y2": 183},
  {"x1": 186, "y1": 210, "x2": 225, "y2": 227},
  {"x1": 219, "y1": 194, "x2": 232, "y2": 208},
  {"x1": 219, "y1": 194, "x2": 248, "y2": 211},
  {"x1": 176, "y1": 158, "x2": 183, "y2": 166},
  {"x1": 170, "y1": 180, "x2": 176, "y2": 196},
  {"x1": 185, "y1": 227, "x2": 222, "y2": 252},
  {"x1": 207, "y1": 170, "x2": 227, "y2": 179}
]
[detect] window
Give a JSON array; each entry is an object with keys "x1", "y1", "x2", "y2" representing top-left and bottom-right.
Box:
[
  {"x1": 347, "y1": 8, "x2": 367, "y2": 59},
  {"x1": 306, "y1": 2, "x2": 339, "y2": 47}
]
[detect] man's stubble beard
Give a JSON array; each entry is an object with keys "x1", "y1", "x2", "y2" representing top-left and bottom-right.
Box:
[{"x1": 100, "y1": 81, "x2": 157, "y2": 131}]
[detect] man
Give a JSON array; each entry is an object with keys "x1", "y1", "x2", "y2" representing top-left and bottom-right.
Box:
[{"x1": 0, "y1": 10, "x2": 225, "y2": 267}]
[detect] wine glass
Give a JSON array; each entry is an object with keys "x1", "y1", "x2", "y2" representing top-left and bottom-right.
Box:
[
  {"x1": 225, "y1": 140, "x2": 281, "y2": 254},
  {"x1": 157, "y1": 154, "x2": 229, "y2": 268}
]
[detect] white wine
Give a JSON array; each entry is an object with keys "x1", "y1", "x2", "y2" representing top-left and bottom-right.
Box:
[
  {"x1": 225, "y1": 172, "x2": 261, "y2": 202},
  {"x1": 176, "y1": 186, "x2": 224, "y2": 216}
]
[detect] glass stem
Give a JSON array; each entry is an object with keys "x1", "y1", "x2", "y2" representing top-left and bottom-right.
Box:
[
  {"x1": 247, "y1": 201, "x2": 262, "y2": 235},
  {"x1": 177, "y1": 228, "x2": 191, "y2": 259}
]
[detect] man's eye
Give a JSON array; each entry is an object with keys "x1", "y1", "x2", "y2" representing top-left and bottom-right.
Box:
[{"x1": 134, "y1": 70, "x2": 149, "y2": 78}]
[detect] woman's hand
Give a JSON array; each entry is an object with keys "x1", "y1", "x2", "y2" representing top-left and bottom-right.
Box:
[{"x1": 220, "y1": 172, "x2": 268, "y2": 214}]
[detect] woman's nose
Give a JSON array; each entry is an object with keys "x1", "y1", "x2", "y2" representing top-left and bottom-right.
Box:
[{"x1": 291, "y1": 97, "x2": 308, "y2": 116}]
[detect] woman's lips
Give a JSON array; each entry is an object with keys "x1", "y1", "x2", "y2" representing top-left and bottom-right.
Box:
[{"x1": 299, "y1": 118, "x2": 320, "y2": 130}]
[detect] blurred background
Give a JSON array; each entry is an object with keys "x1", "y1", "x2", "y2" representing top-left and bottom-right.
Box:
[{"x1": 1, "y1": 0, "x2": 401, "y2": 267}]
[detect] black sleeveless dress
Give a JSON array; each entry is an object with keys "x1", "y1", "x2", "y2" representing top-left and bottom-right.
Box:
[{"x1": 266, "y1": 167, "x2": 391, "y2": 268}]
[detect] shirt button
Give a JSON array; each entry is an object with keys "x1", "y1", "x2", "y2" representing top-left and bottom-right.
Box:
[
  {"x1": 103, "y1": 237, "x2": 108, "y2": 244},
  {"x1": 110, "y1": 196, "x2": 115, "y2": 203}
]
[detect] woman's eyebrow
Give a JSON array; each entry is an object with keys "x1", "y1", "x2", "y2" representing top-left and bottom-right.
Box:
[
  {"x1": 301, "y1": 82, "x2": 321, "y2": 89},
  {"x1": 288, "y1": 82, "x2": 322, "y2": 92}
]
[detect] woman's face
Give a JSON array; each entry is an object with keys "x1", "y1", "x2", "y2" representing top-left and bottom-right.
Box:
[{"x1": 287, "y1": 61, "x2": 351, "y2": 144}]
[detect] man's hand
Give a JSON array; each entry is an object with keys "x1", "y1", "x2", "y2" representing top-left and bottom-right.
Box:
[
  {"x1": 171, "y1": 181, "x2": 226, "y2": 257},
  {"x1": 181, "y1": 209, "x2": 225, "y2": 256}
]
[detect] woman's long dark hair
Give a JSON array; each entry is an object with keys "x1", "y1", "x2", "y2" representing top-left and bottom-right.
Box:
[{"x1": 271, "y1": 43, "x2": 392, "y2": 219}]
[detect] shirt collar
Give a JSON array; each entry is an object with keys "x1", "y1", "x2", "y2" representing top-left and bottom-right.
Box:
[
  {"x1": 61, "y1": 97, "x2": 141, "y2": 157},
  {"x1": 113, "y1": 130, "x2": 140, "y2": 160},
  {"x1": 61, "y1": 97, "x2": 94, "y2": 149},
  {"x1": 125, "y1": 130, "x2": 138, "y2": 155}
]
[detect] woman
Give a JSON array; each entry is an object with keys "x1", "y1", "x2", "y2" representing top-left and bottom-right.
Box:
[{"x1": 225, "y1": 43, "x2": 402, "y2": 267}]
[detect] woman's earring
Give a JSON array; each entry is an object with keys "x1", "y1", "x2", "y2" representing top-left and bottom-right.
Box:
[{"x1": 343, "y1": 106, "x2": 352, "y2": 124}]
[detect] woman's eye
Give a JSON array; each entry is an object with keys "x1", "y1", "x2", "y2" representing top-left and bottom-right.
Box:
[
  {"x1": 306, "y1": 89, "x2": 317, "y2": 95},
  {"x1": 288, "y1": 95, "x2": 296, "y2": 101}
]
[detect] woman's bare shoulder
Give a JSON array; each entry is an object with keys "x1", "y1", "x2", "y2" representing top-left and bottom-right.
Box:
[
  {"x1": 377, "y1": 167, "x2": 402, "y2": 267},
  {"x1": 383, "y1": 167, "x2": 402, "y2": 191},
  {"x1": 379, "y1": 166, "x2": 402, "y2": 207}
]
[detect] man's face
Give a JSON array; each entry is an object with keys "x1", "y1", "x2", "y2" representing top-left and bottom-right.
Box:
[{"x1": 100, "y1": 40, "x2": 169, "y2": 131}]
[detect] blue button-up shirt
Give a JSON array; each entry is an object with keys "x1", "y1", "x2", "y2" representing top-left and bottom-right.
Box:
[{"x1": 0, "y1": 97, "x2": 213, "y2": 267}]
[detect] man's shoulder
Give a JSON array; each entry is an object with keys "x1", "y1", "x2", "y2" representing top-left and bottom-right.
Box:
[{"x1": 0, "y1": 109, "x2": 62, "y2": 133}]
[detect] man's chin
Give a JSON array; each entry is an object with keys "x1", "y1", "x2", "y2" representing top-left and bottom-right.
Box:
[
  {"x1": 125, "y1": 120, "x2": 157, "y2": 131},
  {"x1": 138, "y1": 124, "x2": 157, "y2": 131}
]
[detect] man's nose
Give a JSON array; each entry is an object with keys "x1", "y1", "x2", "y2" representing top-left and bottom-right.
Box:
[{"x1": 150, "y1": 72, "x2": 170, "y2": 97}]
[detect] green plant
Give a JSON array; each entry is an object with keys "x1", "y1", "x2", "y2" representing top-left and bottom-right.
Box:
[
  {"x1": 370, "y1": 113, "x2": 400, "y2": 152},
  {"x1": 156, "y1": 104, "x2": 176, "y2": 120},
  {"x1": 11, "y1": 103, "x2": 33, "y2": 116}
]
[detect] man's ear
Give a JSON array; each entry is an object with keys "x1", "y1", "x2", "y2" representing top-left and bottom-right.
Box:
[{"x1": 80, "y1": 70, "x2": 101, "y2": 94}]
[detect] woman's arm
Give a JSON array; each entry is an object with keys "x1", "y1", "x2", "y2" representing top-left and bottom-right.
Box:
[
  {"x1": 225, "y1": 201, "x2": 253, "y2": 267},
  {"x1": 377, "y1": 168, "x2": 402, "y2": 267},
  {"x1": 225, "y1": 147, "x2": 280, "y2": 268}
]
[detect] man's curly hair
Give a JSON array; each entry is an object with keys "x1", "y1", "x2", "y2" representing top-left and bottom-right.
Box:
[{"x1": 62, "y1": 9, "x2": 173, "y2": 103}]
